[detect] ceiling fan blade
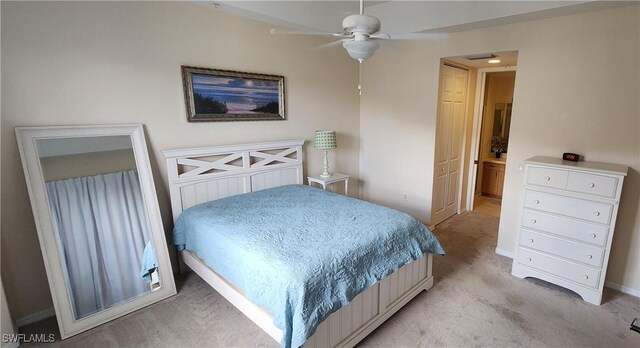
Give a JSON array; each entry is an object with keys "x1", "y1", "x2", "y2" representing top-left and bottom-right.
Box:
[
  {"x1": 270, "y1": 28, "x2": 349, "y2": 37},
  {"x1": 370, "y1": 32, "x2": 390, "y2": 39},
  {"x1": 372, "y1": 32, "x2": 449, "y2": 41},
  {"x1": 315, "y1": 39, "x2": 350, "y2": 49}
]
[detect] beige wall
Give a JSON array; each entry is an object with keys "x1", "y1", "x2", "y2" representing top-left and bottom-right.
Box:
[
  {"x1": 360, "y1": 4, "x2": 640, "y2": 293},
  {"x1": 1, "y1": 2, "x2": 360, "y2": 319}
]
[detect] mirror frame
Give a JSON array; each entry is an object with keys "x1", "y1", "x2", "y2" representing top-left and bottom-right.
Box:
[{"x1": 15, "y1": 124, "x2": 176, "y2": 339}]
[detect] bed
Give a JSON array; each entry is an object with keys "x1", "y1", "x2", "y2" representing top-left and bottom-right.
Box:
[{"x1": 163, "y1": 140, "x2": 444, "y2": 348}]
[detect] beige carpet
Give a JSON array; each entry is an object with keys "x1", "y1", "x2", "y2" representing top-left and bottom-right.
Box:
[
  {"x1": 472, "y1": 195, "x2": 501, "y2": 218},
  {"x1": 21, "y1": 212, "x2": 640, "y2": 347}
]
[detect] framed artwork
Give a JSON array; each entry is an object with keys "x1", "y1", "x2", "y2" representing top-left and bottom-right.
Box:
[{"x1": 181, "y1": 66, "x2": 285, "y2": 122}]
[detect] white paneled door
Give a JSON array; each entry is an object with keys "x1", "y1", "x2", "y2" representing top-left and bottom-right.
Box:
[{"x1": 431, "y1": 65, "x2": 468, "y2": 226}]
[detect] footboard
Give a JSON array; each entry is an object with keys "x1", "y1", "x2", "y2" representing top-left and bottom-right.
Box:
[
  {"x1": 183, "y1": 250, "x2": 433, "y2": 348},
  {"x1": 303, "y1": 254, "x2": 433, "y2": 348}
]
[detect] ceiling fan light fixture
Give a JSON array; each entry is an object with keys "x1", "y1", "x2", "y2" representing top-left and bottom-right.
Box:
[
  {"x1": 488, "y1": 59, "x2": 501, "y2": 64},
  {"x1": 342, "y1": 40, "x2": 380, "y2": 60}
]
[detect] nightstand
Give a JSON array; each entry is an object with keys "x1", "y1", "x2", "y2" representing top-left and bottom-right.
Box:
[{"x1": 307, "y1": 173, "x2": 350, "y2": 196}]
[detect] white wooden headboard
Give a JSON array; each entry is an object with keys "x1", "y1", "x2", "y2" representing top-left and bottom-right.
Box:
[{"x1": 163, "y1": 140, "x2": 304, "y2": 223}]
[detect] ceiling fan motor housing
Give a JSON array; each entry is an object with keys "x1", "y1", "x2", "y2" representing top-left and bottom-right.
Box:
[{"x1": 342, "y1": 15, "x2": 381, "y2": 35}]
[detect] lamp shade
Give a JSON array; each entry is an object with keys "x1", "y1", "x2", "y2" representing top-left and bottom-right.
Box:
[{"x1": 314, "y1": 130, "x2": 337, "y2": 150}]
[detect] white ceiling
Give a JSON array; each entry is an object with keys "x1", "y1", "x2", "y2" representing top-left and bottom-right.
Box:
[{"x1": 210, "y1": 1, "x2": 627, "y2": 34}]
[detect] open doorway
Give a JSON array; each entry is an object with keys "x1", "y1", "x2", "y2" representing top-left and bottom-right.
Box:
[
  {"x1": 430, "y1": 51, "x2": 517, "y2": 227},
  {"x1": 430, "y1": 51, "x2": 518, "y2": 227},
  {"x1": 472, "y1": 70, "x2": 516, "y2": 217}
]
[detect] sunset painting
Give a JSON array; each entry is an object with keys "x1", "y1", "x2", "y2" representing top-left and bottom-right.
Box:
[{"x1": 182, "y1": 66, "x2": 285, "y2": 122}]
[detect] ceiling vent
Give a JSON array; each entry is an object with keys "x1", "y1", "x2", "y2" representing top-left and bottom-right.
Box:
[{"x1": 464, "y1": 53, "x2": 497, "y2": 61}]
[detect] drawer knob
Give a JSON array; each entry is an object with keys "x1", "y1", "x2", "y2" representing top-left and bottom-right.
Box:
[
  {"x1": 528, "y1": 238, "x2": 534, "y2": 243},
  {"x1": 583, "y1": 275, "x2": 589, "y2": 280},
  {"x1": 593, "y1": 211, "x2": 600, "y2": 216},
  {"x1": 590, "y1": 233, "x2": 597, "y2": 239},
  {"x1": 586, "y1": 254, "x2": 593, "y2": 259},
  {"x1": 533, "y1": 199, "x2": 540, "y2": 204},
  {"x1": 544, "y1": 176, "x2": 551, "y2": 181},
  {"x1": 589, "y1": 183, "x2": 595, "y2": 188},
  {"x1": 527, "y1": 257, "x2": 532, "y2": 262},
  {"x1": 531, "y1": 219, "x2": 537, "y2": 224},
  {"x1": 441, "y1": 167, "x2": 445, "y2": 172}
]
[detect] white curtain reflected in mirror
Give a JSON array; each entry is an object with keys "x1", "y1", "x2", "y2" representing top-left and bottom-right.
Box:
[
  {"x1": 16, "y1": 125, "x2": 175, "y2": 339},
  {"x1": 37, "y1": 136, "x2": 160, "y2": 320}
]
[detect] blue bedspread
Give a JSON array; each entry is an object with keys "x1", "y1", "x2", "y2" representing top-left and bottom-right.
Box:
[
  {"x1": 140, "y1": 241, "x2": 157, "y2": 283},
  {"x1": 172, "y1": 185, "x2": 444, "y2": 348}
]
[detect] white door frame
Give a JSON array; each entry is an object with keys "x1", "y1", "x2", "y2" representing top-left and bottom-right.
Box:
[{"x1": 465, "y1": 66, "x2": 517, "y2": 212}]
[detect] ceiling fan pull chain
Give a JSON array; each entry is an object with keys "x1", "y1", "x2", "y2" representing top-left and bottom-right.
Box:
[{"x1": 358, "y1": 59, "x2": 363, "y2": 95}]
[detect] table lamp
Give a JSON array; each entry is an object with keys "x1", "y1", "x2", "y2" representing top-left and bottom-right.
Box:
[{"x1": 314, "y1": 130, "x2": 337, "y2": 179}]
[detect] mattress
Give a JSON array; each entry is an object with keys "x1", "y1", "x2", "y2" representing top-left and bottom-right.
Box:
[{"x1": 172, "y1": 184, "x2": 444, "y2": 348}]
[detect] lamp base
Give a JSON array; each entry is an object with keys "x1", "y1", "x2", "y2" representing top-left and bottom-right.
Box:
[{"x1": 320, "y1": 149, "x2": 332, "y2": 179}]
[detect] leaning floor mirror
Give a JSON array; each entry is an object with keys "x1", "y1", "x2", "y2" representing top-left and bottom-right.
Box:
[{"x1": 16, "y1": 124, "x2": 176, "y2": 339}]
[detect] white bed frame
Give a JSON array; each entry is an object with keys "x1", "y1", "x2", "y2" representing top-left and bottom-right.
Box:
[{"x1": 163, "y1": 140, "x2": 435, "y2": 347}]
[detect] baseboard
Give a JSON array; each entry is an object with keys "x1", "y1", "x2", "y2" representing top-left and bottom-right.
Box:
[
  {"x1": 15, "y1": 307, "x2": 55, "y2": 328},
  {"x1": 495, "y1": 247, "x2": 514, "y2": 258},
  {"x1": 605, "y1": 281, "x2": 640, "y2": 298}
]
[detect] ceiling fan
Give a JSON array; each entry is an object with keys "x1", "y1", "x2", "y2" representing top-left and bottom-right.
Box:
[{"x1": 271, "y1": 0, "x2": 446, "y2": 93}]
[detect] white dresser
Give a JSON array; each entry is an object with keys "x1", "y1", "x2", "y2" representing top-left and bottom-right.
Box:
[{"x1": 511, "y1": 156, "x2": 628, "y2": 305}]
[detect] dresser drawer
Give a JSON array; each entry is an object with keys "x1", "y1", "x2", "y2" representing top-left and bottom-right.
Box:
[
  {"x1": 524, "y1": 190, "x2": 613, "y2": 224},
  {"x1": 516, "y1": 248, "x2": 600, "y2": 288},
  {"x1": 527, "y1": 167, "x2": 568, "y2": 189},
  {"x1": 566, "y1": 171, "x2": 618, "y2": 198},
  {"x1": 522, "y1": 210, "x2": 609, "y2": 246},
  {"x1": 519, "y1": 229, "x2": 605, "y2": 268}
]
